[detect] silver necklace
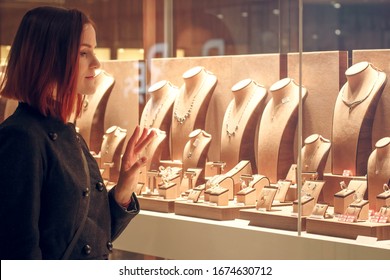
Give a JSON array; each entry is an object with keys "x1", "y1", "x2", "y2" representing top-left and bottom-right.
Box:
[
  {"x1": 341, "y1": 69, "x2": 380, "y2": 113},
  {"x1": 187, "y1": 138, "x2": 200, "y2": 159},
  {"x1": 143, "y1": 95, "x2": 168, "y2": 128},
  {"x1": 173, "y1": 77, "x2": 206, "y2": 125},
  {"x1": 271, "y1": 96, "x2": 290, "y2": 121},
  {"x1": 225, "y1": 92, "x2": 254, "y2": 138}
]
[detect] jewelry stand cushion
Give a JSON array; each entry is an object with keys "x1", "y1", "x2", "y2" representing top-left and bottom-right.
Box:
[
  {"x1": 285, "y1": 164, "x2": 297, "y2": 184},
  {"x1": 187, "y1": 189, "x2": 202, "y2": 203},
  {"x1": 256, "y1": 187, "x2": 277, "y2": 211},
  {"x1": 334, "y1": 189, "x2": 355, "y2": 214},
  {"x1": 350, "y1": 200, "x2": 369, "y2": 220},
  {"x1": 293, "y1": 196, "x2": 315, "y2": 216},
  {"x1": 376, "y1": 191, "x2": 390, "y2": 211},
  {"x1": 273, "y1": 180, "x2": 291, "y2": 203},
  {"x1": 209, "y1": 188, "x2": 229, "y2": 206},
  {"x1": 310, "y1": 203, "x2": 329, "y2": 218},
  {"x1": 236, "y1": 187, "x2": 256, "y2": 205},
  {"x1": 158, "y1": 182, "x2": 177, "y2": 199}
]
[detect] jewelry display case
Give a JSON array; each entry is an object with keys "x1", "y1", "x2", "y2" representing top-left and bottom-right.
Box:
[{"x1": 1, "y1": 0, "x2": 390, "y2": 259}]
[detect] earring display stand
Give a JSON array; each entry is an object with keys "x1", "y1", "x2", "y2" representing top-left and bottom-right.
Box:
[
  {"x1": 376, "y1": 188, "x2": 390, "y2": 212},
  {"x1": 306, "y1": 179, "x2": 389, "y2": 241},
  {"x1": 137, "y1": 166, "x2": 182, "y2": 213},
  {"x1": 174, "y1": 161, "x2": 260, "y2": 221},
  {"x1": 321, "y1": 173, "x2": 366, "y2": 206},
  {"x1": 240, "y1": 180, "x2": 324, "y2": 231},
  {"x1": 332, "y1": 61, "x2": 387, "y2": 176}
]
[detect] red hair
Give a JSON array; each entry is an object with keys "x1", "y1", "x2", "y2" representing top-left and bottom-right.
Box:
[{"x1": 0, "y1": 6, "x2": 93, "y2": 122}]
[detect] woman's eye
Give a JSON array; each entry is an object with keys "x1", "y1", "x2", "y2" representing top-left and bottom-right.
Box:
[{"x1": 80, "y1": 51, "x2": 88, "y2": 57}]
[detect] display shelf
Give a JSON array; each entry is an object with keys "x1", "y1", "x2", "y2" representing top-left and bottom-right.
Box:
[
  {"x1": 306, "y1": 218, "x2": 390, "y2": 241},
  {"x1": 113, "y1": 210, "x2": 390, "y2": 260}
]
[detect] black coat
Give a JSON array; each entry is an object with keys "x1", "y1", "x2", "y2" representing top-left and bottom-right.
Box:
[{"x1": 0, "y1": 103, "x2": 138, "y2": 259}]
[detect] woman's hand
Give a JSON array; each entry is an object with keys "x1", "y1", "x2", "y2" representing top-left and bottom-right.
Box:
[{"x1": 114, "y1": 125, "x2": 156, "y2": 206}]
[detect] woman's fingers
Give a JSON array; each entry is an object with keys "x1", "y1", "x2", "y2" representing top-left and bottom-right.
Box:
[
  {"x1": 121, "y1": 126, "x2": 156, "y2": 172},
  {"x1": 134, "y1": 129, "x2": 156, "y2": 154}
]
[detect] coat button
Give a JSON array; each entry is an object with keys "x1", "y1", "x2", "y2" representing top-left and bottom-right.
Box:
[
  {"x1": 96, "y1": 181, "x2": 105, "y2": 192},
  {"x1": 82, "y1": 188, "x2": 90, "y2": 197},
  {"x1": 48, "y1": 132, "x2": 58, "y2": 141},
  {"x1": 83, "y1": 244, "x2": 91, "y2": 255},
  {"x1": 106, "y1": 241, "x2": 113, "y2": 252}
]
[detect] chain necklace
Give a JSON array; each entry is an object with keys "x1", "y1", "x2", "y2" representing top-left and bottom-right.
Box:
[
  {"x1": 143, "y1": 94, "x2": 169, "y2": 128},
  {"x1": 341, "y1": 68, "x2": 380, "y2": 113},
  {"x1": 225, "y1": 92, "x2": 254, "y2": 138},
  {"x1": 173, "y1": 76, "x2": 206, "y2": 125},
  {"x1": 187, "y1": 138, "x2": 200, "y2": 159},
  {"x1": 374, "y1": 153, "x2": 389, "y2": 175},
  {"x1": 303, "y1": 144, "x2": 321, "y2": 170},
  {"x1": 271, "y1": 96, "x2": 291, "y2": 121}
]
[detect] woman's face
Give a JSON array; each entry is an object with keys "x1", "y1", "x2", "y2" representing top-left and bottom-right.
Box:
[{"x1": 77, "y1": 23, "x2": 101, "y2": 95}]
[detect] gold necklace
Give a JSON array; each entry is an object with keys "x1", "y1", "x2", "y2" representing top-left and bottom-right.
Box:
[
  {"x1": 173, "y1": 76, "x2": 206, "y2": 125},
  {"x1": 341, "y1": 68, "x2": 380, "y2": 113},
  {"x1": 225, "y1": 92, "x2": 254, "y2": 138}
]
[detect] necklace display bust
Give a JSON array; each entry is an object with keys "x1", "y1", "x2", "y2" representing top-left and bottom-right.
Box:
[
  {"x1": 182, "y1": 129, "x2": 212, "y2": 180},
  {"x1": 140, "y1": 80, "x2": 178, "y2": 159},
  {"x1": 367, "y1": 137, "x2": 390, "y2": 209},
  {"x1": 332, "y1": 61, "x2": 387, "y2": 176},
  {"x1": 141, "y1": 80, "x2": 178, "y2": 128},
  {"x1": 257, "y1": 77, "x2": 307, "y2": 183},
  {"x1": 171, "y1": 66, "x2": 217, "y2": 160},
  {"x1": 301, "y1": 134, "x2": 331, "y2": 177},
  {"x1": 220, "y1": 78, "x2": 267, "y2": 172}
]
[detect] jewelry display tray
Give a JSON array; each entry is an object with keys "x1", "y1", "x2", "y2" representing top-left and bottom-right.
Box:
[
  {"x1": 138, "y1": 196, "x2": 176, "y2": 213},
  {"x1": 174, "y1": 200, "x2": 255, "y2": 221},
  {"x1": 240, "y1": 206, "x2": 308, "y2": 231}
]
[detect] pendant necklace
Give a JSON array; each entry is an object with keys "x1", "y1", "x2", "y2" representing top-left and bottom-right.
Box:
[
  {"x1": 187, "y1": 138, "x2": 200, "y2": 159},
  {"x1": 304, "y1": 144, "x2": 321, "y2": 170},
  {"x1": 173, "y1": 76, "x2": 206, "y2": 125},
  {"x1": 226, "y1": 92, "x2": 254, "y2": 138},
  {"x1": 341, "y1": 68, "x2": 380, "y2": 113},
  {"x1": 374, "y1": 153, "x2": 388, "y2": 175}
]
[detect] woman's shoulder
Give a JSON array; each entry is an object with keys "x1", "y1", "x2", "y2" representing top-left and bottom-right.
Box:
[
  {"x1": 0, "y1": 103, "x2": 69, "y2": 144},
  {"x1": 1, "y1": 104, "x2": 47, "y2": 134}
]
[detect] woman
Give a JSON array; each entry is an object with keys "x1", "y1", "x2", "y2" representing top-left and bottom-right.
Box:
[{"x1": 0, "y1": 6, "x2": 155, "y2": 259}]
